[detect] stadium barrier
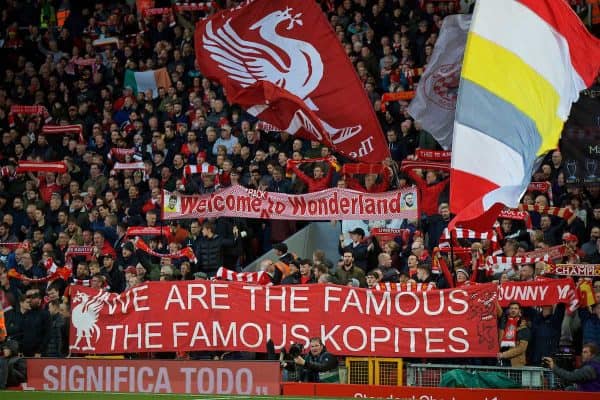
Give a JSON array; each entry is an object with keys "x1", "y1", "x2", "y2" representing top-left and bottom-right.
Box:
[
  {"x1": 281, "y1": 382, "x2": 598, "y2": 399},
  {"x1": 405, "y1": 363, "x2": 559, "y2": 390},
  {"x1": 345, "y1": 357, "x2": 403, "y2": 386},
  {"x1": 24, "y1": 358, "x2": 280, "y2": 395}
]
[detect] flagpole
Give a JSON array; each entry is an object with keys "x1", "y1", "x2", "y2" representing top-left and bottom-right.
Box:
[{"x1": 449, "y1": 228, "x2": 455, "y2": 272}]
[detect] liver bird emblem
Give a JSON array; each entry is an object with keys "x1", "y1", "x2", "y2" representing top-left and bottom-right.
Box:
[
  {"x1": 202, "y1": 7, "x2": 361, "y2": 144},
  {"x1": 70, "y1": 290, "x2": 109, "y2": 352}
]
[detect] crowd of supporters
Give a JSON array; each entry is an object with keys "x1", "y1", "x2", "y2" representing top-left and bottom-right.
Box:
[{"x1": 0, "y1": 0, "x2": 598, "y2": 383}]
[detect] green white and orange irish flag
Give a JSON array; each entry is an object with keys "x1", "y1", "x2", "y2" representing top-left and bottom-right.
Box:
[{"x1": 124, "y1": 67, "x2": 171, "y2": 98}]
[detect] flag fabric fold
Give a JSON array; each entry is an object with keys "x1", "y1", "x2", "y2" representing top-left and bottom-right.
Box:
[
  {"x1": 449, "y1": 0, "x2": 600, "y2": 232},
  {"x1": 408, "y1": 14, "x2": 470, "y2": 150},
  {"x1": 194, "y1": 0, "x2": 389, "y2": 163}
]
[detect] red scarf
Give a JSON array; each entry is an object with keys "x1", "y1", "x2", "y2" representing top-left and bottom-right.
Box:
[
  {"x1": 500, "y1": 317, "x2": 519, "y2": 348},
  {"x1": 9, "y1": 105, "x2": 51, "y2": 127},
  {"x1": 42, "y1": 124, "x2": 84, "y2": 143}
]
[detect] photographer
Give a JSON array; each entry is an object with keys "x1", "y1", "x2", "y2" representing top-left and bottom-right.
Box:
[
  {"x1": 294, "y1": 337, "x2": 339, "y2": 383},
  {"x1": 544, "y1": 343, "x2": 600, "y2": 392}
]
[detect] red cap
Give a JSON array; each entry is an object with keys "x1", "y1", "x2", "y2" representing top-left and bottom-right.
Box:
[
  {"x1": 562, "y1": 233, "x2": 578, "y2": 243},
  {"x1": 124, "y1": 266, "x2": 137, "y2": 275}
]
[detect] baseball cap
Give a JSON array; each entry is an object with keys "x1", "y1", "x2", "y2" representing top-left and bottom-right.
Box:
[{"x1": 348, "y1": 227, "x2": 365, "y2": 237}]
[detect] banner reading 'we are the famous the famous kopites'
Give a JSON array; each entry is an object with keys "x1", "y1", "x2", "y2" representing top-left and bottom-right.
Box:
[
  {"x1": 161, "y1": 185, "x2": 418, "y2": 221},
  {"x1": 68, "y1": 281, "x2": 498, "y2": 357}
]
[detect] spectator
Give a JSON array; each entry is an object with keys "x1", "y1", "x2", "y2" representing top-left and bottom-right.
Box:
[
  {"x1": 377, "y1": 252, "x2": 399, "y2": 283},
  {"x1": 498, "y1": 302, "x2": 531, "y2": 367},
  {"x1": 44, "y1": 299, "x2": 67, "y2": 357},
  {"x1": 195, "y1": 220, "x2": 238, "y2": 277},
  {"x1": 545, "y1": 343, "x2": 600, "y2": 392},
  {"x1": 579, "y1": 302, "x2": 600, "y2": 347},
  {"x1": 289, "y1": 161, "x2": 334, "y2": 193},
  {"x1": 20, "y1": 288, "x2": 50, "y2": 357},
  {"x1": 338, "y1": 228, "x2": 369, "y2": 271},
  {"x1": 334, "y1": 251, "x2": 366, "y2": 287}
]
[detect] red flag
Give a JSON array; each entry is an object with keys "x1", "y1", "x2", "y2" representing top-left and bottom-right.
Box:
[{"x1": 195, "y1": 0, "x2": 389, "y2": 163}]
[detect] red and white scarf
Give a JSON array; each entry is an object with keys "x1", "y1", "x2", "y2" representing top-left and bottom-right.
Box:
[
  {"x1": 519, "y1": 204, "x2": 574, "y2": 221},
  {"x1": 214, "y1": 267, "x2": 272, "y2": 285},
  {"x1": 113, "y1": 161, "x2": 145, "y2": 171},
  {"x1": 134, "y1": 237, "x2": 197, "y2": 263},
  {"x1": 125, "y1": 226, "x2": 170, "y2": 238},
  {"x1": 486, "y1": 254, "x2": 549, "y2": 266},
  {"x1": 9, "y1": 105, "x2": 51, "y2": 127},
  {"x1": 373, "y1": 282, "x2": 436, "y2": 292},
  {"x1": 64, "y1": 245, "x2": 94, "y2": 267},
  {"x1": 174, "y1": 2, "x2": 217, "y2": 12},
  {"x1": 440, "y1": 228, "x2": 498, "y2": 243},
  {"x1": 500, "y1": 317, "x2": 519, "y2": 348},
  {"x1": 108, "y1": 148, "x2": 136, "y2": 162},
  {"x1": 15, "y1": 161, "x2": 67, "y2": 174},
  {"x1": 400, "y1": 159, "x2": 451, "y2": 172},
  {"x1": 0, "y1": 242, "x2": 31, "y2": 251},
  {"x1": 70, "y1": 279, "x2": 91, "y2": 287},
  {"x1": 42, "y1": 124, "x2": 84, "y2": 143},
  {"x1": 415, "y1": 149, "x2": 451, "y2": 162},
  {"x1": 184, "y1": 163, "x2": 219, "y2": 176}
]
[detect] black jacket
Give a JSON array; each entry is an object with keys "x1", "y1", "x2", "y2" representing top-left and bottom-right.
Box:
[
  {"x1": 195, "y1": 234, "x2": 237, "y2": 276},
  {"x1": 44, "y1": 313, "x2": 67, "y2": 357},
  {"x1": 0, "y1": 341, "x2": 27, "y2": 389},
  {"x1": 20, "y1": 307, "x2": 51, "y2": 357}
]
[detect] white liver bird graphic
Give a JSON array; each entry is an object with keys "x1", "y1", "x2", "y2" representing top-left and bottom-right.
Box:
[
  {"x1": 202, "y1": 7, "x2": 361, "y2": 144},
  {"x1": 70, "y1": 290, "x2": 109, "y2": 352}
]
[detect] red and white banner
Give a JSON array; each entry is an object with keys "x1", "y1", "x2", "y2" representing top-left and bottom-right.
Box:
[
  {"x1": 497, "y1": 278, "x2": 578, "y2": 312},
  {"x1": 195, "y1": 0, "x2": 389, "y2": 163},
  {"x1": 161, "y1": 185, "x2": 418, "y2": 221},
  {"x1": 68, "y1": 281, "x2": 499, "y2": 357},
  {"x1": 547, "y1": 264, "x2": 600, "y2": 277},
  {"x1": 27, "y1": 358, "x2": 280, "y2": 395}
]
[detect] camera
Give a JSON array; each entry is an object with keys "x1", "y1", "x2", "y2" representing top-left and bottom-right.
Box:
[{"x1": 287, "y1": 343, "x2": 304, "y2": 358}]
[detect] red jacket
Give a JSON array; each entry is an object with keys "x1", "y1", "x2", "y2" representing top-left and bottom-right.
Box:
[
  {"x1": 291, "y1": 164, "x2": 333, "y2": 192},
  {"x1": 406, "y1": 169, "x2": 449, "y2": 216}
]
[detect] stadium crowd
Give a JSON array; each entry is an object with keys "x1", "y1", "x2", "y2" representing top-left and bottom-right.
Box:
[{"x1": 0, "y1": 0, "x2": 599, "y2": 387}]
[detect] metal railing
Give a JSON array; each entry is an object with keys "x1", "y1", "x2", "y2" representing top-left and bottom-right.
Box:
[{"x1": 406, "y1": 363, "x2": 560, "y2": 390}]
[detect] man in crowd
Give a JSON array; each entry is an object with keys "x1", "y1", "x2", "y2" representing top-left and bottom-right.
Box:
[
  {"x1": 545, "y1": 343, "x2": 600, "y2": 391},
  {"x1": 498, "y1": 302, "x2": 530, "y2": 367}
]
